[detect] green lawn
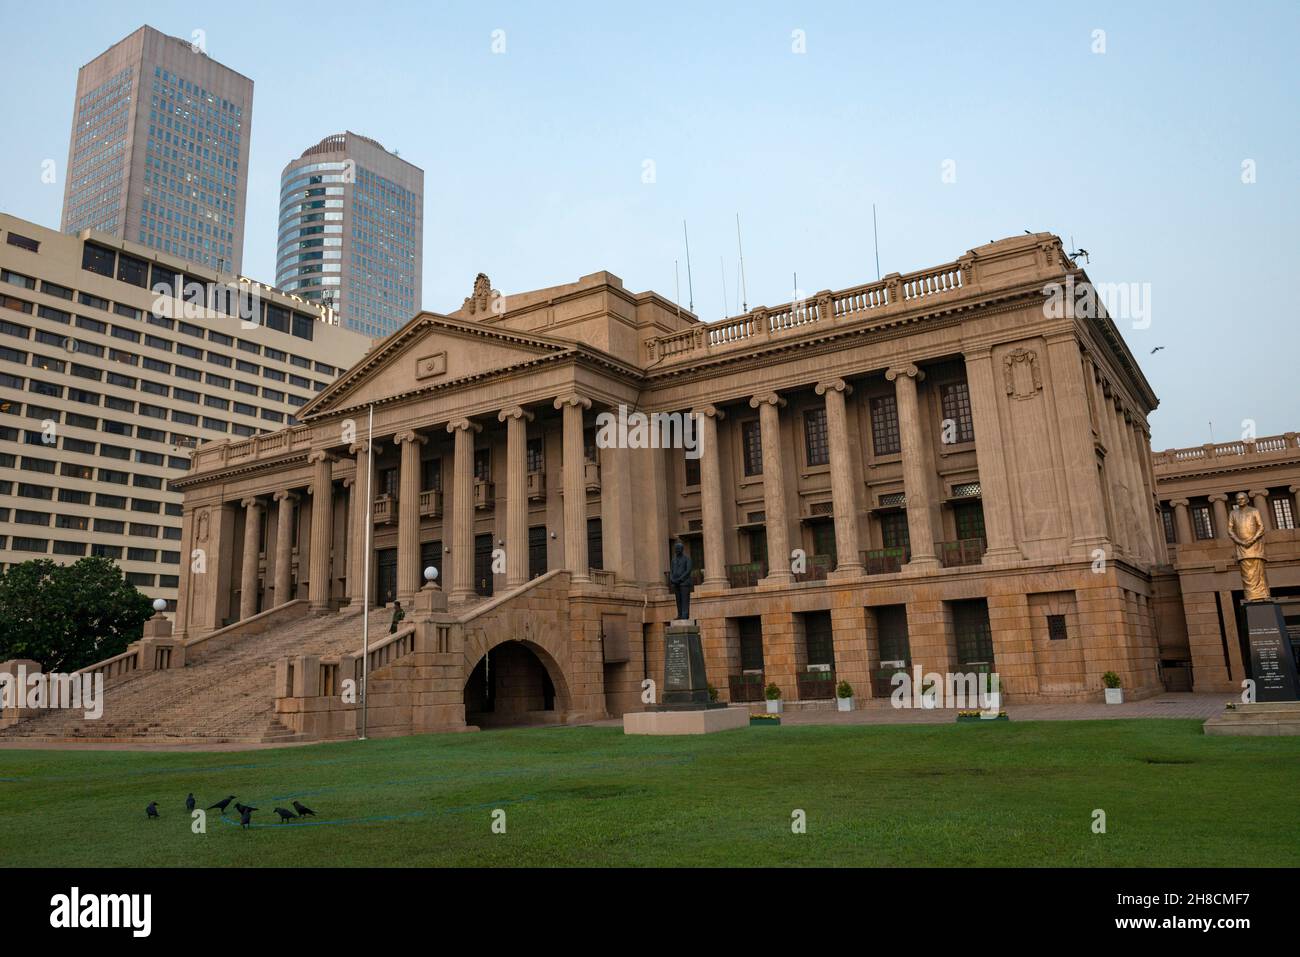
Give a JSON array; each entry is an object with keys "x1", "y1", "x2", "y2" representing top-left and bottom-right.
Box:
[{"x1": 0, "y1": 719, "x2": 1295, "y2": 867}]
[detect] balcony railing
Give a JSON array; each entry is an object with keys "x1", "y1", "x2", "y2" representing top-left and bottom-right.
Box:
[
  {"x1": 419, "y1": 489, "x2": 442, "y2": 518},
  {"x1": 861, "y1": 546, "x2": 909, "y2": 575},
  {"x1": 727, "y1": 560, "x2": 766, "y2": 588},
  {"x1": 584, "y1": 461, "x2": 600, "y2": 492},
  {"x1": 728, "y1": 672, "x2": 766, "y2": 703},
  {"x1": 526, "y1": 469, "x2": 546, "y2": 500},
  {"x1": 938, "y1": 537, "x2": 986, "y2": 568},
  {"x1": 794, "y1": 553, "x2": 834, "y2": 582},
  {"x1": 473, "y1": 479, "x2": 495, "y2": 510},
  {"x1": 796, "y1": 668, "x2": 836, "y2": 700},
  {"x1": 872, "y1": 665, "x2": 909, "y2": 698},
  {"x1": 373, "y1": 494, "x2": 393, "y2": 524},
  {"x1": 1152, "y1": 432, "x2": 1300, "y2": 469}
]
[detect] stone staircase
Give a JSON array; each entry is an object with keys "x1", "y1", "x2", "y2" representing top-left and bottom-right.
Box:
[{"x1": 0, "y1": 607, "x2": 395, "y2": 745}]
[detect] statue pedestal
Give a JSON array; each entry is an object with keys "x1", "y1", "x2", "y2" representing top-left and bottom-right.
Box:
[
  {"x1": 623, "y1": 619, "x2": 749, "y2": 735},
  {"x1": 1244, "y1": 601, "x2": 1300, "y2": 702}
]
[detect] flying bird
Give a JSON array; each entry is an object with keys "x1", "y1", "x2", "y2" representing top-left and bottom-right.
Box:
[
  {"x1": 240, "y1": 807, "x2": 254, "y2": 829},
  {"x1": 274, "y1": 807, "x2": 297, "y2": 823},
  {"x1": 185, "y1": 793, "x2": 195, "y2": 813},
  {"x1": 146, "y1": 802, "x2": 159, "y2": 819},
  {"x1": 208, "y1": 796, "x2": 236, "y2": 813},
  {"x1": 292, "y1": 801, "x2": 316, "y2": 818},
  {"x1": 1150, "y1": 346, "x2": 1165, "y2": 354}
]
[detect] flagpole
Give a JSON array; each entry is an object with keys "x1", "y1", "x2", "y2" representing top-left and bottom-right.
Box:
[{"x1": 360, "y1": 405, "x2": 374, "y2": 741}]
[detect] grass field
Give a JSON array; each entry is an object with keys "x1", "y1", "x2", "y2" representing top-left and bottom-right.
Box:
[{"x1": 1, "y1": 719, "x2": 1296, "y2": 867}]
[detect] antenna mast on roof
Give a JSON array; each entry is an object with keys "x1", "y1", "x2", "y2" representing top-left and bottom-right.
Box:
[
  {"x1": 736, "y1": 213, "x2": 748, "y2": 312},
  {"x1": 683, "y1": 220, "x2": 694, "y2": 314}
]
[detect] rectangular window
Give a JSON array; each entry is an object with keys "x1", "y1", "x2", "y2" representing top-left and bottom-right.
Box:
[
  {"x1": 587, "y1": 518, "x2": 603, "y2": 571},
  {"x1": 870, "y1": 395, "x2": 900, "y2": 456},
  {"x1": 952, "y1": 599, "x2": 994, "y2": 666},
  {"x1": 526, "y1": 438, "x2": 544, "y2": 473},
  {"x1": 940, "y1": 382, "x2": 975, "y2": 444},
  {"x1": 1192, "y1": 505, "x2": 1214, "y2": 540},
  {"x1": 803, "y1": 407, "x2": 829, "y2": 467},
  {"x1": 953, "y1": 501, "x2": 986, "y2": 542},
  {"x1": 1161, "y1": 508, "x2": 1177, "y2": 543},
  {"x1": 1272, "y1": 497, "x2": 1296, "y2": 531},
  {"x1": 683, "y1": 451, "x2": 700, "y2": 487},
  {"x1": 1047, "y1": 614, "x2": 1069, "y2": 641},
  {"x1": 81, "y1": 243, "x2": 116, "y2": 277},
  {"x1": 742, "y1": 420, "x2": 763, "y2": 476},
  {"x1": 880, "y1": 510, "x2": 910, "y2": 551},
  {"x1": 528, "y1": 525, "x2": 547, "y2": 579},
  {"x1": 421, "y1": 457, "x2": 441, "y2": 492},
  {"x1": 473, "y1": 448, "x2": 491, "y2": 483}
]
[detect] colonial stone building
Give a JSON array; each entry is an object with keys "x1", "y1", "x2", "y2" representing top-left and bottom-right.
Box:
[
  {"x1": 141, "y1": 230, "x2": 1180, "y2": 738},
  {"x1": 1151, "y1": 434, "x2": 1300, "y2": 694}
]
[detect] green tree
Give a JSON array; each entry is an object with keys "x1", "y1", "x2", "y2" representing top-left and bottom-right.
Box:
[{"x1": 0, "y1": 556, "x2": 154, "y2": 672}]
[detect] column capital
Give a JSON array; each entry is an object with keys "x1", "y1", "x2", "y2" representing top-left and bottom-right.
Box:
[
  {"x1": 498, "y1": 405, "x2": 535, "y2": 424},
  {"x1": 885, "y1": 363, "x2": 924, "y2": 382},
  {"x1": 814, "y1": 378, "x2": 851, "y2": 397},
  {"x1": 240, "y1": 496, "x2": 262, "y2": 509},
  {"x1": 690, "y1": 404, "x2": 725, "y2": 420},
  {"x1": 307, "y1": 449, "x2": 336, "y2": 465},
  {"x1": 553, "y1": 393, "x2": 592, "y2": 412},
  {"x1": 748, "y1": 392, "x2": 786, "y2": 410},
  {"x1": 1289, "y1": 485, "x2": 1299, "y2": 495},
  {"x1": 273, "y1": 490, "x2": 298, "y2": 503},
  {"x1": 1248, "y1": 488, "x2": 1270, "y2": 499},
  {"x1": 446, "y1": 418, "x2": 482, "y2": 436},
  {"x1": 348, "y1": 440, "x2": 382, "y2": 456},
  {"x1": 1170, "y1": 498, "x2": 1190, "y2": 508},
  {"x1": 1207, "y1": 493, "x2": 1229, "y2": 504},
  {"x1": 393, "y1": 430, "x2": 428, "y2": 447}
]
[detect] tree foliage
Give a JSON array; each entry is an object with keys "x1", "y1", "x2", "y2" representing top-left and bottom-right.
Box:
[{"x1": 0, "y1": 556, "x2": 154, "y2": 672}]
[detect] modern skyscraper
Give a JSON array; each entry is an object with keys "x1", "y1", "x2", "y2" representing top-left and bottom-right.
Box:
[
  {"x1": 61, "y1": 25, "x2": 253, "y2": 275},
  {"x1": 276, "y1": 132, "x2": 423, "y2": 338}
]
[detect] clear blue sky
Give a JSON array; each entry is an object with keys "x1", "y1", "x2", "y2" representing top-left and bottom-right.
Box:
[{"x1": 1, "y1": 0, "x2": 1296, "y2": 449}]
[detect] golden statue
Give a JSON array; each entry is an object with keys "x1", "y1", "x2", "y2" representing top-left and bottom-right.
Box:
[{"x1": 1227, "y1": 491, "x2": 1271, "y2": 601}]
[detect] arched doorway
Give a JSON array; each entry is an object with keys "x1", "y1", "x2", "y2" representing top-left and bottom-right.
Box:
[{"x1": 465, "y1": 640, "x2": 566, "y2": 728}]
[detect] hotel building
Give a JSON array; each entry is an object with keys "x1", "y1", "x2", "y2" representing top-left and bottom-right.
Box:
[
  {"x1": 0, "y1": 212, "x2": 371, "y2": 608},
  {"x1": 62, "y1": 25, "x2": 253, "y2": 274}
]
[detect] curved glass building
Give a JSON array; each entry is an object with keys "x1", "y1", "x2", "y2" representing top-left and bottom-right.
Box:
[{"x1": 276, "y1": 132, "x2": 423, "y2": 338}]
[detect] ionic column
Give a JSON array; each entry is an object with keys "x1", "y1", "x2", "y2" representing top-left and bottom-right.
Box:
[
  {"x1": 885, "y1": 364, "x2": 939, "y2": 567},
  {"x1": 1171, "y1": 499, "x2": 1193, "y2": 546},
  {"x1": 239, "y1": 497, "x2": 263, "y2": 620},
  {"x1": 499, "y1": 406, "x2": 533, "y2": 587},
  {"x1": 447, "y1": 418, "x2": 481, "y2": 603},
  {"x1": 814, "y1": 379, "x2": 864, "y2": 575},
  {"x1": 693, "y1": 405, "x2": 729, "y2": 588},
  {"x1": 1208, "y1": 493, "x2": 1230, "y2": 540},
  {"x1": 1250, "y1": 489, "x2": 1271, "y2": 530},
  {"x1": 554, "y1": 394, "x2": 592, "y2": 582},
  {"x1": 393, "y1": 430, "x2": 427, "y2": 604},
  {"x1": 272, "y1": 491, "x2": 297, "y2": 605},
  {"x1": 346, "y1": 441, "x2": 380, "y2": 606},
  {"x1": 307, "y1": 451, "x2": 335, "y2": 614},
  {"x1": 960, "y1": 350, "x2": 1023, "y2": 562},
  {"x1": 749, "y1": 392, "x2": 793, "y2": 584}
]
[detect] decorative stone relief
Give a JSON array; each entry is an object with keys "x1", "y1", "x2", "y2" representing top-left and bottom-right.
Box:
[{"x1": 1003, "y1": 348, "x2": 1042, "y2": 398}]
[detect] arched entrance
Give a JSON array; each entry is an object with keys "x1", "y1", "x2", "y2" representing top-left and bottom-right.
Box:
[{"x1": 464, "y1": 640, "x2": 568, "y2": 728}]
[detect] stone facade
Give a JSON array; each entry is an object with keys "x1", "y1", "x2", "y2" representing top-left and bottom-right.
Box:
[
  {"x1": 1151, "y1": 434, "x2": 1300, "y2": 693},
  {"x1": 166, "y1": 231, "x2": 1182, "y2": 731}
]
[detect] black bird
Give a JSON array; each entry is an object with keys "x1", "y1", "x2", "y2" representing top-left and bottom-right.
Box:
[
  {"x1": 273, "y1": 807, "x2": 297, "y2": 823},
  {"x1": 146, "y1": 802, "x2": 159, "y2": 819},
  {"x1": 234, "y1": 803, "x2": 258, "y2": 816},
  {"x1": 239, "y1": 807, "x2": 253, "y2": 829},
  {"x1": 207, "y1": 796, "x2": 236, "y2": 813},
  {"x1": 292, "y1": 801, "x2": 316, "y2": 818},
  {"x1": 1150, "y1": 346, "x2": 1165, "y2": 354},
  {"x1": 185, "y1": 793, "x2": 195, "y2": 813}
]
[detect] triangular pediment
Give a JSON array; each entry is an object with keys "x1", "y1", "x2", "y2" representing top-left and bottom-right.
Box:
[{"x1": 300, "y1": 312, "x2": 573, "y2": 418}]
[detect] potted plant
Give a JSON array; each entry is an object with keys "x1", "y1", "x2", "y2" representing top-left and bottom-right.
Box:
[
  {"x1": 1103, "y1": 671, "x2": 1124, "y2": 704},
  {"x1": 836, "y1": 680, "x2": 854, "y2": 712},
  {"x1": 764, "y1": 682, "x2": 783, "y2": 714},
  {"x1": 707, "y1": 683, "x2": 719, "y2": 703}
]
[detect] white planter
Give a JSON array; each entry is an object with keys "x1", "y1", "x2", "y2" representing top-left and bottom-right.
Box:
[
  {"x1": 766, "y1": 699, "x2": 783, "y2": 714},
  {"x1": 1104, "y1": 687, "x2": 1124, "y2": 705},
  {"x1": 836, "y1": 696, "x2": 854, "y2": 712}
]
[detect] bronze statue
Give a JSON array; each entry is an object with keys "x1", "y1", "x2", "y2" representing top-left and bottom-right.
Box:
[
  {"x1": 1227, "y1": 491, "x2": 1271, "y2": 601},
  {"x1": 669, "y1": 540, "x2": 693, "y2": 620}
]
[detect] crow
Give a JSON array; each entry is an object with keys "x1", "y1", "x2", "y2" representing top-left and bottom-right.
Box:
[
  {"x1": 1150, "y1": 346, "x2": 1165, "y2": 354},
  {"x1": 240, "y1": 807, "x2": 253, "y2": 829},
  {"x1": 234, "y1": 803, "x2": 258, "y2": 816},
  {"x1": 273, "y1": 807, "x2": 297, "y2": 823},
  {"x1": 292, "y1": 801, "x2": 316, "y2": 818},
  {"x1": 185, "y1": 793, "x2": 195, "y2": 813},
  {"x1": 208, "y1": 796, "x2": 236, "y2": 813},
  {"x1": 146, "y1": 802, "x2": 159, "y2": 819}
]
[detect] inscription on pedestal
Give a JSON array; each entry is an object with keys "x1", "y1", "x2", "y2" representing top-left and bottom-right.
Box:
[
  {"x1": 662, "y1": 621, "x2": 711, "y2": 708},
  {"x1": 1245, "y1": 602, "x2": 1300, "y2": 702}
]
